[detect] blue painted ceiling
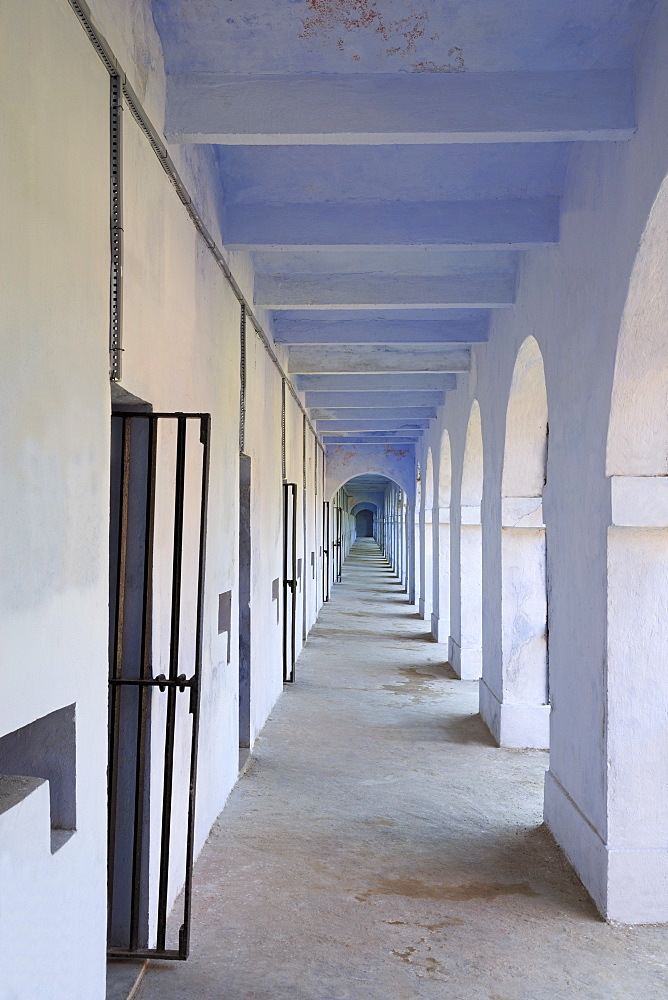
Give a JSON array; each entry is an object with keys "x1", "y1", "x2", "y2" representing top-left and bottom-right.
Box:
[{"x1": 151, "y1": 0, "x2": 656, "y2": 448}]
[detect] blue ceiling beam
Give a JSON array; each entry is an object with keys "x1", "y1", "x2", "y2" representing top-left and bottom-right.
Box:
[
  {"x1": 304, "y1": 391, "x2": 445, "y2": 407},
  {"x1": 288, "y1": 346, "x2": 469, "y2": 374},
  {"x1": 257, "y1": 273, "x2": 515, "y2": 310},
  {"x1": 165, "y1": 70, "x2": 634, "y2": 144},
  {"x1": 311, "y1": 407, "x2": 436, "y2": 421},
  {"x1": 317, "y1": 419, "x2": 430, "y2": 431},
  {"x1": 227, "y1": 198, "x2": 558, "y2": 251},
  {"x1": 296, "y1": 374, "x2": 456, "y2": 391},
  {"x1": 274, "y1": 314, "x2": 489, "y2": 345}
]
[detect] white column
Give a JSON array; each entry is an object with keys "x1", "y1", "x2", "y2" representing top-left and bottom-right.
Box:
[
  {"x1": 480, "y1": 497, "x2": 549, "y2": 748},
  {"x1": 431, "y1": 507, "x2": 450, "y2": 642}
]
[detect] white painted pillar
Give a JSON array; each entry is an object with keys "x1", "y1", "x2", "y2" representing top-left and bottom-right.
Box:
[
  {"x1": 600, "y1": 477, "x2": 668, "y2": 921},
  {"x1": 431, "y1": 507, "x2": 450, "y2": 642},
  {"x1": 450, "y1": 504, "x2": 482, "y2": 679},
  {"x1": 419, "y1": 505, "x2": 433, "y2": 621},
  {"x1": 480, "y1": 497, "x2": 549, "y2": 748}
]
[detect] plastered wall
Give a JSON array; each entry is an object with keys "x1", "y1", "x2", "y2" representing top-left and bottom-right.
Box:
[
  {"x1": 0, "y1": 0, "x2": 326, "y2": 993},
  {"x1": 0, "y1": 0, "x2": 110, "y2": 995}
]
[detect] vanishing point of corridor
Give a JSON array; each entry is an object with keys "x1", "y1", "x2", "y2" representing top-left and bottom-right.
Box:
[{"x1": 133, "y1": 541, "x2": 668, "y2": 1000}]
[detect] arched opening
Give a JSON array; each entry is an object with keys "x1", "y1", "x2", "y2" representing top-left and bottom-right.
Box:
[
  {"x1": 480, "y1": 336, "x2": 549, "y2": 749},
  {"x1": 419, "y1": 449, "x2": 434, "y2": 622},
  {"x1": 431, "y1": 430, "x2": 451, "y2": 643},
  {"x1": 355, "y1": 509, "x2": 374, "y2": 537},
  {"x1": 332, "y1": 474, "x2": 409, "y2": 589},
  {"x1": 413, "y1": 463, "x2": 422, "y2": 607},
  {"x1": 604, "y1": 173, "x2": 668, "y2": 923},
  {"x1": 450, "y1": 402, "x2": 483, "y2": 679}
]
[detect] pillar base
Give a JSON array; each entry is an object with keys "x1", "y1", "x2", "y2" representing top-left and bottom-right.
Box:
[
  {"x1": 479, "y1": 679, "x2": 550, "y2": 749},
  {"x1": 544, "y1": 769, "x2": 668, "y2": 924},
  {"x1": 448, "y1": 637, "x2": 481, "y2": 680},
  {"x1": 430, "y1": 613, "x2": 448, "y2": 643},
  {"x1": 418, "y1": 598, "x2": 431, "y2": 622}
]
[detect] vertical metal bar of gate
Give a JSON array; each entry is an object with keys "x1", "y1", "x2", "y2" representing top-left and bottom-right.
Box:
[
  {"x1": 283, "y1": 482, "x2": 297, "y2": 682},
  {"x1": 335, "y1": 505, "x2": 343, "y2": 583},
  {"x1": 108, "y1": 411, "x2": 210, "y2": 962},
  {"x1": 322, "y1": 501, "x2": 330, "y2": 603}
]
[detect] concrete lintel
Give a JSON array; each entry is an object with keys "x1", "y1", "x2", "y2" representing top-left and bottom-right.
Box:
[
  {"x1": 296, "y1": 374, "x2": 457, "y2": 391},
  {"x1": 289, "y1": 347, "x2": 470, "y2": 375},
  {"x1": 305, "y1": 391, "x2": 445, "y2": 408},
  {"x1": 317, "y1": 419, "x2": 430, "y2": 431},
  {"x1": 257, "y1": 273, "x2": 515, "y2": 310},
  {"x1": 320, "y1": 436, "x2": 420, "y2": 444},
  {"x1": 274, "y1": 316, "x2": 489, "y2": 345},
  {"x1": 311, "y1": 406, "x2": 436, "y2": 421},
  {"x1": 229, "y1": 199, "x2": 558, "y2": 250},
  {"x1": 166, "y1": 70, "x2": 635, "y2": 144}
]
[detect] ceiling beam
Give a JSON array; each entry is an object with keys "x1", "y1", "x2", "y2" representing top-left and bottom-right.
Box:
[
  {"x1": 296, "y1": 374, "x2": 456, "y2": 391},
  {"x1": 166, "y1": 70, "x2": 634, "y2": 144},
  {"x1": 317, "y1": 419, "x2": 430, "y2": 431},
  {"x1": 274, "y1": 315, "x2": 488, "y2": 344},
  {"x1": 227, "y1": 198, "x2": 558, "y2": 250},
  {"x1": 321, "y1": 436, "x2": 420, "y2": 444},
  {"x1": 257, "y1": 273, "x2": 514, "y2": 309},
  {"x1": 289, "y1": 346, "x2": 469, "y2": 374},
  {"x1": 311, "y1": 407, "x2": 436, "y2": 420},
  {"x1": 305, "y1": 391, "x2": 444, "y2": 407}
]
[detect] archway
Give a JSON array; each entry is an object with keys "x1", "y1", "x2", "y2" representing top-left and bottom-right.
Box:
[
  {"x1": 450, "y1": 402, "x2": 483, "y2": 679},
  {"x1": 431, "y1": 430, "x2": 451, "y2": 643},
  {"x1": 604, "y1": 173, "x2": 668, "y2": 923},
  {"x1": 480, "y1": 337, "x2": 549, "y2": 749},
  {"x1": 413, "y1": 463, "x2": 422, "y2": 607},
  {"x1": 419, "y1": 449, "x2": 434, "y2": 622},
  {"x1": 355, "y1": 509, "x2": 374, "y2": 537}
]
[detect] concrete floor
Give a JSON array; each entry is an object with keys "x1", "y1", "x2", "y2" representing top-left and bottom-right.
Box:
[{"x1": 135, "y1": 540, "x2": 668, "y2": 1000}]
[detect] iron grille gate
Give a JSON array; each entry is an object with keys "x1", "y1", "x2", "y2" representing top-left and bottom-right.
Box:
[
  {"x1": 108, "y1": 411, "x2": 210, "y2": 961},
  {"x1": 322, "y1": 501, "x2": 330, "y2": 603},
  {"x1": 334, "y1": 506, "x2": 343, "y2": 583},
  {"x1": 283, "y1": 482, "x2": 297, "y2": 683}
]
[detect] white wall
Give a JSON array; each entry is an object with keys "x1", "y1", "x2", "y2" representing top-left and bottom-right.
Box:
[
  {"x1": 0, "y1": 0, "x2": 110, "y2": 994},
  {"x1": 0, "y1": 0, "x2": 326, "y2": 994}
]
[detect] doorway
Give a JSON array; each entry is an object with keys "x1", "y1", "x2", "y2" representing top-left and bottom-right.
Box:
[{"x1": 239, "y1": 456, "x2": 252, "y2": 748}]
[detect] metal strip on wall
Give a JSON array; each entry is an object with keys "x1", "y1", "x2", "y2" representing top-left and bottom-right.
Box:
[
  {"x1": 65, "y1": 0, "x2": 325, "y2": 455},
  {"x1": 109, "y1": 74, "x2": 123, "y2": 381}
]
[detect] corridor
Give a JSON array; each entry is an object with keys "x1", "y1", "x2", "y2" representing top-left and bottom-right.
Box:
[{"x1": 133, "y1": 541, "x2": 668, "y2": 1000}]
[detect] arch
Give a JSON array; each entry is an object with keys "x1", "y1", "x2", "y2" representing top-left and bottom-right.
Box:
[
  {"x1": 424, "y1": 449, "x2": 434, "y2": 511},
  {"x1": 355, "y1": 509, "x2": 374, "y2": 537},
  {"x1": 419, "y1": 448, "x2": 434, "y2": 620},
  {"x1": 481, "y1": 337, "x2": 550, "y2": 749},
  {"x1": 451, "y1": 402, "x2": 483, "y2": 679},
  {"x1": 351, "y1": 502, "x2": 378, "y2": 517},
  {"x1": 327, "y1": 464, "x2": 413, "y2": 501},
  {"x1": 438, "y1": 430, "x2": 452, "y2": 509},
  {"x1": 603, "y1": 172, "x2": 668, "y2": 922},
  {"x1": 607, "y1": 176, "x2": 668, "y2": 478},
  {"x1": 461, "y1": 401, "x2": 483, "y2": 507},
  {"x1": 502, "y1": 336, "x2": 548, "y2": 499},
  {"x1": 432, "y1": 430, "x2": 452, "y2": 642}
]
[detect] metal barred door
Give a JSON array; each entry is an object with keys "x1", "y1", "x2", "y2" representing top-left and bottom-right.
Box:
[
  {"x1": 322, "y1": 501, "x2": 330, "y2": 603},
  {"x1": 283, "y1": 482, "x2": 298, "y2": 682},
  {"x1": 335, "y1": 505, "x2": 343, "y2": 583},
  {"x1": 108, "y1": 411, "x2": 210, "y2": 961}
]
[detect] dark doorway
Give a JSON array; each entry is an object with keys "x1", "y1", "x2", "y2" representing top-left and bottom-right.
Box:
[
  {"x1": 356, "y1": 509, "x2": 374, "y2": 538},
  {"x1": 239, "y1": 455, "x2": 252, "y2": 748}
]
